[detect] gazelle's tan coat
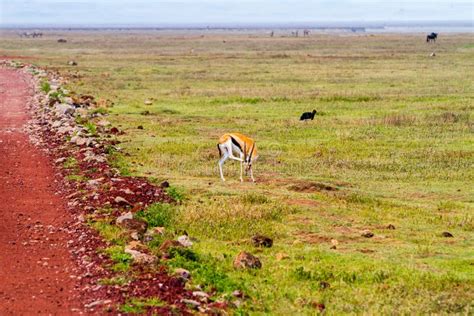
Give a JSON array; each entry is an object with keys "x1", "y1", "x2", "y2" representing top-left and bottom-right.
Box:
[{"x1": 217, "y1": 133, "x2": 258, "y2": 182}]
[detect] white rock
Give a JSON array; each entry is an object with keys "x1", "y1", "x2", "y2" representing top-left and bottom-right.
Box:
[
  {"x1": 84, "y1": 299, "x2": 112, "y2": 309},
  {"x1": 177, "y1": 235, "x2": 193, "y2": 247},
  {"x1": 116, "y1": 211, "x2": 133, "y2": 224},
  {"x1": 124, "y1": 247, "x2": 156, "y2": 264},
  {"x1": 192, "y1": 291, "x2": 209, "y2": 298}
]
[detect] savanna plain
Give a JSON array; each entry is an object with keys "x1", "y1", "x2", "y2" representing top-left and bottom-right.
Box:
[{"x1": 1, "y1": 30, "x2": 473, "y2": 314}]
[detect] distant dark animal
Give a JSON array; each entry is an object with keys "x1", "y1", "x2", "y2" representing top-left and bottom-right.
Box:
[
  {"x1": 57, "y1": 39, "x2": 67, "y2": 43},
  {"x1": 426, "y1": 32, "x2": 438, "y2": 43},
  {"x1": 300, "y1": 109, "x2": 317, "y2": 121},
  {"x1": 303, "y1": 29, "x2": 310, "y2": 37}
]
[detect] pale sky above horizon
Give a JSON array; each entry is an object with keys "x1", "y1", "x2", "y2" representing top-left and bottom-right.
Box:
[{"x1": 0, "y1": 0, "x2": 473, "y2": 26}]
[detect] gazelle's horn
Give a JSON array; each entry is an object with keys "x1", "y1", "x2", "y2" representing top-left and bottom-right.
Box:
[{"x1": 248, "y1": 143, "x2": 255, "y2": 162}]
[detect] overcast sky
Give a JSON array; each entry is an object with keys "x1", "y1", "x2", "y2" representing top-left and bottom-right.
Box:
[{"x1": 0, "y1": 0, "x2": 472, "y2": 26}]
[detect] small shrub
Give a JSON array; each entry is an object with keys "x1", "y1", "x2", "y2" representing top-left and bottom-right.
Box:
[
  {"x1": 136, "y1": 203, "x2": 175, "y2": 228},
  {"x1": 167, "y1": 251, "x2": 242, "y2": 293},
  {"x1": 242, "y1": 193, "x2": 270, "y2": 205},
  {"x1": 90, "y1": 107, "x2": 108, "y2": 115},
  {"x1": 292, "y1": 267, "x2": 313, "y2": 281},
  {"x1": 63, "y1": 157, "x2": 78, "y2": 169},
  {"x1": 99, "y1": 276, "x2": 130, "y2": 286},
  {"x1": 166, "y1": 186, "x2": 186, "y2": 202},
  {"x1": 120, "y1": 298, "x2": 165, "y2": 314},
  {"x1": 168, "y1": 247, "x2": 199, "y2": 261},
  {"x1": 40, "y1": 81, "x2": 51, "y2": 93},
  {"x1": 91, "y1": 221, "x2": 126, "y2": 245},
  {"x1": 66, "y1": 174, "x2": 86, "y2": 182},
  {"x1": 105, "y1": 245, "x2": 132, "y2": 272},
  {"x1": 84, "y1": 122, "x2": 97, "y2": 135},
  {"x1": 159, "y1": 108, "x2": 180, "y2": 115}
]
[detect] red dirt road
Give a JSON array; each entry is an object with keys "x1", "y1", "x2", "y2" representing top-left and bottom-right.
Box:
[{"x1": 0, "y1": 68, "x2": 79, "y2": 314}]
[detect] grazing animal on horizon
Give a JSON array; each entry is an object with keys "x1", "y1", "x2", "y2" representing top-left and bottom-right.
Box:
[
  {"x1": 426, "y1": 32, "x2": 438, "y2": 43},
  {"x1": 217, "y1": 132, "x2": 258, "y2": 182},
  {"x1": 300, "y1": 109, "x2": 317, "y2": 121},
  {"x1": 303, "y1": 29, "x2": 310, "y2": 37}
]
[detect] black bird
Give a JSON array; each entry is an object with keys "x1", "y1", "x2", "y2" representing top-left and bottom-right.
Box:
[{"x1": 300, "y1": 109, "x2": 317, "y2": 121}]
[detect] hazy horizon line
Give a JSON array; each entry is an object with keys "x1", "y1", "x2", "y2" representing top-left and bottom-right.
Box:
[{"x1": 1, "y1": 20, "x2": 472, "y2": 29}]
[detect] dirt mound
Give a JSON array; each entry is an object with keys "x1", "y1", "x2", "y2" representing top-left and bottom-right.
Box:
[{"x1": 289, "y1": 181, "x2": 339, "y2": 193}]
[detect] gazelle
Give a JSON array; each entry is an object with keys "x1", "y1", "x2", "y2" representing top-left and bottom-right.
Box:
[{"x1": 217, "y1": 132, "x2": 258, "y2": 182}]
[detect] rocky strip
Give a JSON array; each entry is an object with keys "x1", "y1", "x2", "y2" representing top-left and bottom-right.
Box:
[{"x1": 1, "y1": 60, "x2": 223, "y2": 314}]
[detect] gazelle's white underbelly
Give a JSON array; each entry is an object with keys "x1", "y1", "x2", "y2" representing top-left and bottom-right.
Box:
[{"x1": 219, "y1": 140, "x2": 243, "y2": 157}]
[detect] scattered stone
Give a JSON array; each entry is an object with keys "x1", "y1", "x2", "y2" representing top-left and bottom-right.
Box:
[
  {"x1": 233, "y1": 251, "x2": 262, "y2": 269},
  {"x1": 114, "y1": 196, "x2": 132, "y2": 206},
  {"x1": 276, "y1": 252, "x2": 289, "y2": 261},
  {"x1": 152, "y1": 226, "x2": 166, "y2": 235},
  {"x1": 441, "y1": 231, "x2": 454, "y2": 238},
  {"x1": 86, "y1": 178, "x2": 102, "y2": 188},
  {"x1": 109, "y1": 127, "x2": 120, "y2": 134},
  {"x1": 116, "y1": 211, "x2": 133, "y2": 224},
  {"x1": 159, "y1": 239, "x2": 182, "y2": 254},
  {"x1": 232, "y1": 290, "x2": 244, "y2": 298},
  {"x1": 54, "y1": 103, "x2": 75, "y2": 116},
  {"x1": 68, "y1": 60, "x2": 77, "y2": 66},
  {"x1": 55, "y1": 157, "x2": 67, "y2": 164},
  {"x1": 192, "y1": 291, "x2": 209, "y2": 298},
  {"x1": 386, "y1": 224, "x2": 396, "y2": 230},
  {"x1": 361, "y1": 230, "x2": 374, "y2": 238},
  {"x1": 233, "y1": 299, "x2": 243, "y2": 308},
  {"x1": 181, "y1": 299, "x2": 200, "y2": 308},
  {"x1": 118, "y1": 189, "x2": 133, "y2": 196},
  {"x1": 177, "y1": 235, "x2": 193, "y2": 247},
  {"x1": 311, "y1": 302, "x2": 325, "y2": 312},
  {"x1": 118, "y1": 218, "x2": 148, "y2": 235},
  {"x1": 175, "y1": 268, "x2": 191, "y2": 280},
  {"x1": 160, "y1": 181, "x2": 170, "y2": 188},
  {"x1": 57, "y1": 39, "x2": 67, "y2": 43},
  {"x1": 124, "y1": 247, "x2": 156, "y2": 264},
  {"x1": 430, "y1": 52, "x2": 436, "y2": 57},
  {"x1": 144, "y1": 99, "x2": 153, "y2": 105},
  {"x1": 84, "y1": 299, "x2": 112, "y2": 309},
  {"x1": 137, "y1": 125, "x2": 144, "y2": 130},
  {"x1": 251, "y1": 234, "x2": 273, "y2": 248},
  {"x1": 96, "y1": 120, "x2": 111, "y2": 127}
]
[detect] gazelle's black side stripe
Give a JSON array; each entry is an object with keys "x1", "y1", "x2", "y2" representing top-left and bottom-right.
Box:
[
  {"x1": 217, "y1": 144, "x2": 222, "y2": 157},
  {"x1": 230, "y1": 136, "x2": 243, "y2": 152}
]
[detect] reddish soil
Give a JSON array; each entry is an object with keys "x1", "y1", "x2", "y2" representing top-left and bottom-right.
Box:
[{"x1": 0, "y1": 68, "x2": 79, "y2": 314}]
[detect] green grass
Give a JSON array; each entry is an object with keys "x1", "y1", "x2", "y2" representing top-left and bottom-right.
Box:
[
  {"x1": 119, "y1": 297, "x2": 166, "y2": 314},
  {"x1": 136, "y1": 203, "x2": 176, "y2": 228},
  {"x1": 3, "y1": 31, "x2": 473, "y2": 314},
  {"x1": 104, "y1": 245, "x2": 133, "y2": 272},
  {"x1": 40, "y1": 80, "x2": 51, "y2": 93}
]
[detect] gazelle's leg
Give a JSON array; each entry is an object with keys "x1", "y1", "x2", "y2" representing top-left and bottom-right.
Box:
[
  {"x1": 239, "y1": 152, "x2": 244, "y2": 182},
  {"x1": 226, "y1": 142, "x2": 244, "y2": 162},
  {"x1": 218, "y1": 147, "x2": 229, "y2": 182},
  {"x1": 249, "y1": 166, "x2": 255, "y2": 182}
]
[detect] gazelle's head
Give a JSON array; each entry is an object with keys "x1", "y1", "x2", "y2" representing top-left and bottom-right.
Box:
[{"x1": 244, "y1": 144, "x2": 258, "y2": 172}]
